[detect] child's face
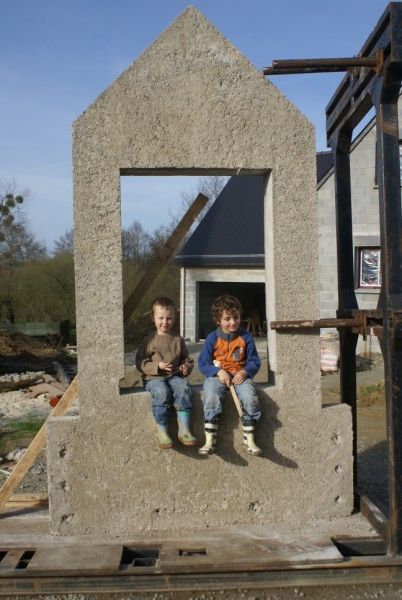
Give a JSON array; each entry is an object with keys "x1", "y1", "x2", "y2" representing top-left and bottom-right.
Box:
[
  {"x1": 218, "y1": 309, "x2": 241, "y2": 334},
  {"x1": 153, "y1": 305, "x2": 175, "y2": 335}
]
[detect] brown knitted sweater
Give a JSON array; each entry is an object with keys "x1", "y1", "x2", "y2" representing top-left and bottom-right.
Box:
[{"x1": 135, "y1": 331, "x2": 194, "y2": 380}]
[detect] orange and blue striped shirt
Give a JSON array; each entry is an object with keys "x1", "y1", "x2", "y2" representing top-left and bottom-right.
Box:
[{"x1": 198, "y1": 327, "x2": 260, "y2": 378}]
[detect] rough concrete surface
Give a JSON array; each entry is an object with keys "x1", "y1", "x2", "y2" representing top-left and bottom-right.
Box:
[
  {"x1": 48, "y1": 388, "x2": 352, "y2": 536},
  {"x1": 48, "y1": 7, "x2": 353, "y2": 535}
]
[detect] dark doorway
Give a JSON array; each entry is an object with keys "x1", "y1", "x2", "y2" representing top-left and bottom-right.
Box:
[{"x1": 198, "y1": 282, "x2": 266, "y2": 339}]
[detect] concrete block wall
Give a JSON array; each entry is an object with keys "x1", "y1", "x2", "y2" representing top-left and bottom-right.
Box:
[
  {"x1": 318, "y1": 101, "x2": 402, "y2": 331},
  {"x1": 318, "y1": 122, "x2": 381, "y2": 324},
  {"x1": 48, "y1": 7, "x2": 353, "y2": 537}
]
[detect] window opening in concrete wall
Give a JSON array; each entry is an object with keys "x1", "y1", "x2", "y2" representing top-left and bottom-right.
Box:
[
  {"x1": 119, "y1": 172, "x2": 269, "y2": 392},
  {"x1": 120, "y1": 175, "x2": 212, "y2": 378}
]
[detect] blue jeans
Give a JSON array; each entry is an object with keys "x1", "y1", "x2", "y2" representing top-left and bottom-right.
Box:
[
  {"x1": 202, "y1": 377, "x2": 261, "y2": 424},
  {"x1": 145, "y1": 376, "x2": 193, "y2": 426}
]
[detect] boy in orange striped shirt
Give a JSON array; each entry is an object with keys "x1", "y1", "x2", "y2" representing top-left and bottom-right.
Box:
[{"x1": 198, "y1": 295, "x2": 262, "y2": 456}]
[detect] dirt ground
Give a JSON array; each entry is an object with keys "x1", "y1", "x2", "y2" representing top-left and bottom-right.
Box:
[
  {"x1": 0, "y1": 331, "x2": 66, "y2": 375},
  {"x1": 0, "y1": 333, "x2": 388, "y2": 510}
]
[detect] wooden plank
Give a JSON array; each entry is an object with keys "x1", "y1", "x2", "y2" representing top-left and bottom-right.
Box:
[
  {"x1": 123, "y1": 193, "x2": 208, "y2": 322},
  {"x1": 26, "y1": 545, "x2": 122, "y2": 575},
  {"x1": 0, "y1": 377, "x2": 78, "y2": 512},
  {"x1": 6, "y1": 493, "x2": 48, "y2": 509},
  {"x1": 8, "y1": 493, "x2": 48, "y2": 503}
]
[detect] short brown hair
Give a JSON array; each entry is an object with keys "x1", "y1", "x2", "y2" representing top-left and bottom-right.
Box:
[
  {"x1": 151, "y1": 296, "x2": 176, "y2": 314},
  {"x1": 211, "y1": 295, "x2": 242, "y2": 323}
]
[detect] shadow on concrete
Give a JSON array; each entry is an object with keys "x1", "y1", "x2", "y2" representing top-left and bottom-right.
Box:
[
  {"x1": 169, "y1": 398, "x2": 249, "y2": 466},
  {"x1": 257, "y1": 392, "x2": 298, "y2": 469},
  {"x1": 163, "y1": 385, "x2": 298, "y2": 468},
  {"x1": 358, "y1": 440, "x2": 389, "y2": 516}
]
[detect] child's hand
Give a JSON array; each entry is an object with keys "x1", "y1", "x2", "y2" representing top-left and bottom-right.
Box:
[
  {"x1": 179, "y1": 363, "x2": 189, "y2": 376},
  {"x1": 159, "y1": 361, "x2": 173, "y2": 372},
  {"x1": 232, "y1": 369, "x2": 248, "y2": 385},
  {"x1": 217, "y1": 369, "x2": 232, "y2": 388}
]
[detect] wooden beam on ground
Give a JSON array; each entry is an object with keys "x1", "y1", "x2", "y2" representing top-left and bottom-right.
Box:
[
  {"x1": 6, "y1": 493, "x2": 48, "y2": 509},
  {"x1": 0, "y1": 377, "x2": 78, "y2": 511},
  {"x1": 123, "y1": 192, "x2": 208, "y2": 322}
]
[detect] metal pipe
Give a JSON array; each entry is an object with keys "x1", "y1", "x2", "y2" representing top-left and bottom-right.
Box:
[{"x1": 263, "y1": 56, "x2": 378, "y2": 76}]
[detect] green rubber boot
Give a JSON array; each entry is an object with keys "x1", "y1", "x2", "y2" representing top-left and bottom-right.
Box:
[
  {"x1": 156, "y1": 424, "x2": 173, "y2": 449},
  {"x1": 177, "y1": 410, "x2": 197, "y2": 446}
]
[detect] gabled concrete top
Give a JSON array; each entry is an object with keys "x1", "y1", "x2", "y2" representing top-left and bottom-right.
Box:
[{"x1": 73, "y1": 5, "x2": 313, "y2": 174}]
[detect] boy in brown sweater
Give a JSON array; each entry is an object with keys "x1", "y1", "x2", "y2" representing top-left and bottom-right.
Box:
[{"x1": 136, "y1": 297, "x2": 197, "y2": 449}]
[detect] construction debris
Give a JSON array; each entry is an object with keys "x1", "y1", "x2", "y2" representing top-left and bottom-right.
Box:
[
  {"x1": 24, "y1": 378, "x2": 66, "y2": 399},
  {"x1": 6, "y1": 447, "x2": 27, "y2": 462},
  {"x1": 0, "y1": 371, "x2": 45, "y2": 392},
  {"x1": 0, "y1": 371, "x2": 67, "y2": 398}
]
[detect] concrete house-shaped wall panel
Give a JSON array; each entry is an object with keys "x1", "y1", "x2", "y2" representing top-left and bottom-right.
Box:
[{"x1": 47, "y1": 7, "x2": 353, "y2": 536}]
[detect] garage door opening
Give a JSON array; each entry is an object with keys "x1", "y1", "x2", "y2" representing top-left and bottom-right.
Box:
[{"x1": 198, "y1": 281, "x2": 266, "y2": 340}]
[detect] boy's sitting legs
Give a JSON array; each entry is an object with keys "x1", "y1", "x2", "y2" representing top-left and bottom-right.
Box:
[
  {"x1": 199, "y1": 377, "x2": 226, "y2": 455},
  {"x1": 145, "y1": 378, "x2": 174, "y2": 449},
  {"x1": 233, "y1": 379, "x2": 261, "y2": 422},
  {"x1": 234, "y1": 380, "x2": 262, "y2": 456},
  {"x1": 168, "y1": 375, "x2": 197, "y2": 446}
]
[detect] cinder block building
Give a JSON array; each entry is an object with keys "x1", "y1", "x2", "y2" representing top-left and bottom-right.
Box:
[{"x1": 176, "y1": 115, "x2": 384, "y2": 348}]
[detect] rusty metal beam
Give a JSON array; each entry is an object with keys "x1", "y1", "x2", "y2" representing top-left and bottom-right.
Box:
[
  {"x1": 270, "y1": 310, "x2": 384, "y2": 336},
  {"x1": 2, "y1": 561, "x2": 402, "y2": 595},
  {"x1": 270, "y1": 317, "x2": 363, "y2": 330},
  {"x1": 370, "y1": 67, "x2": 402, "y2": 556},
  {"x1": 326, "y1": 3, "x2": 402, "y2": 141},
  {"x1": 263, "y1": 54, "x2": 381, "y2": 76}
]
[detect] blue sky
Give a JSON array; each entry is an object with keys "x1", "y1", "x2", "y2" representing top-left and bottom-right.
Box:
[{"x1": 0, "y1": 0, "x2": 389, "y2": 250}]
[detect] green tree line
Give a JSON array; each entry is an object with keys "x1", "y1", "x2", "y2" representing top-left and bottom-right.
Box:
[{"x1": 0, "y1": 177, "x2": 226, "y2": 345}]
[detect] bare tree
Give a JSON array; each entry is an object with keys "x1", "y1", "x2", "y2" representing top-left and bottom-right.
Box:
[
  {"x1": 122, "y1": 220, "x2": 152, "y2": 261},
  {"x1": 54, "y1": 228, "x2": 74, "y2": 255},
  {"x1": 175, "y1": 175, "x2": 228, "y2": 229}
]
